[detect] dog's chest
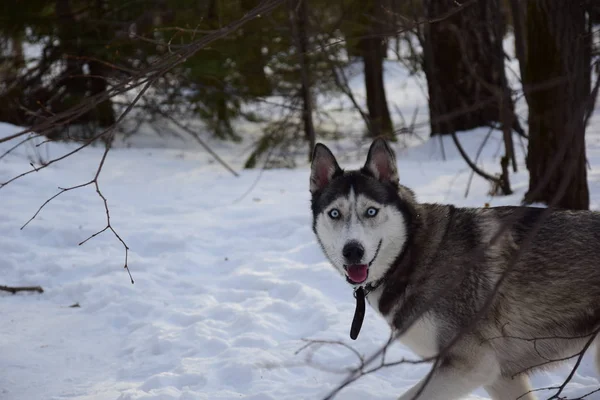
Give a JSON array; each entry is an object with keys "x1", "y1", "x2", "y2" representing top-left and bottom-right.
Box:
[{"x1": 367, "y1": 287, "x2": 439, "y2": 358}]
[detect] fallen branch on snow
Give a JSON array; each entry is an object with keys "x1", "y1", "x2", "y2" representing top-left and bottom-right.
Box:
[{"x1": 0, "y1": 285, "x2": 44, "y2": 294}]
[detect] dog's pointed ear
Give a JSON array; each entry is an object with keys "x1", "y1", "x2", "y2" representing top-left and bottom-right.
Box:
[
  {"x1": 363, "y1": 138, "x2": 399, "y2": 185},
  {"x1": 310, "y1": 143, "x2": 342, "y2": 194}
]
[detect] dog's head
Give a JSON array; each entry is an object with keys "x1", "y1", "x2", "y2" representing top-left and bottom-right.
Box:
[{"x1": 310, "y1": 138, "x2": 413, "y2": 287}]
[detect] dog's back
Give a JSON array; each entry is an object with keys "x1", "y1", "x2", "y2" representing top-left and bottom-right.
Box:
[
  {"x1": 479, "y1": 206, "x2": 600, "y2": 377},
  {"x1": 405, "y1": 204, "x2": 600, "y2": 378}
]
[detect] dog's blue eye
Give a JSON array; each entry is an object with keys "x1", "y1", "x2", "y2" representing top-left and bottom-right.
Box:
[
  {"x1": 328, "y1": 209, "x2": 341, "y2": 219},
  {"x1": 366, "y1": 207, "x2": 378, "y2": 217}
]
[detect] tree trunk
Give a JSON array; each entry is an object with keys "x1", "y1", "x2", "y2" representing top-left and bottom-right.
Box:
[
  {"x1": 240, "y1": 0, "x2": 271, "y2": 97},
  {"x1": 508, "y1": 0, "x2": 527, "y2": 84},
  {"x1": 55, "y1": 0, "x2": 115, "y2": 134},
  {"x1": 523, "y1": 1, "x2": 590, "y2": 210},
  {"x1": 205, "y1": 0, "x2": 238, "y2": 141},
  {"x1": 89, "y1": 0, "x2": 115, "y2": 130},
  {"x1": 55, "y1": 0, "x2": 86, "y2": 102},
  {"x1": 360, "y1": 0, "x2": 394, "y2": 140},
  {"x1": 88, "y1": 61, "x2": 115, "y2": 128},
  {"x1": 423, "y1": 0, "x2": 518, "y2": 136},
  {"x1": 290, "y1": 0, "x2": 316, "y2": 160}
]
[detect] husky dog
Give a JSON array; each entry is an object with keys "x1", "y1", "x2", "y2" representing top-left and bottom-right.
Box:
[{"x1": 309, "y1": 138, "x2": 600, "y2": 400}]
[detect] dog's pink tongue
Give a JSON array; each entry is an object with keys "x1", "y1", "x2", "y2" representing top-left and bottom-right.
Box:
[{"x1": 347, "y1": 264, "x2": 368, "y2": 283}]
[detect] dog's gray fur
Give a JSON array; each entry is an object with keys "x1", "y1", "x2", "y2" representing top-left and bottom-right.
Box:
[{"x1": 310, "y1": 139, "x2": 600, "y2": 400}]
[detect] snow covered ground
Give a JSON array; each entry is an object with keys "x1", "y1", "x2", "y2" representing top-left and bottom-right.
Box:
[{"x1": 2, "y1": 115, "x2": 600, "y2": 400}]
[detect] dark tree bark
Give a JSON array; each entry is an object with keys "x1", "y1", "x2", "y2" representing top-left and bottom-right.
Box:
[
  {"x1": 290, "y1": 0, "x2": 316, "y2": 160},
  {"x1": 590, "y1": 1, "x2": 600, "y2": 23},
  {"x1": 360, "y1": 0, "x2": 394, "y2": 140},
  {"x1": 523, "y1": 1, "x2": 590, "y2": 210},
  {"x1": 508, "y1": 0, "x2": 527, "y2": 83},
  {"x1": 56, "y1": 0, "x2": 85, "y2": 100},
  {"x1": 88, "y1": 0, "x2": 115, "y2": 130},
  {"x1": 240, "y1": 0, "x2": 271, "y2": 97},
  {"x1": 54, "y1": 0, "x2": 115, "y2": 134},
  {"x1": 205, "y1": 0, "x2": 238, "y2": 141},
  {"x1": 423, "y1": 0, "x2": 519, "y2": 136}
]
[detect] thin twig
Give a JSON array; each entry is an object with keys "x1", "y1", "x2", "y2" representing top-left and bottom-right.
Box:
[
  {"x1": 465, "y1": 125, "x2": 495, "y2": 198},
  {"x1": 451, "y1": 131, "x2": 500, "y2": 182},
  {"x1": 148, "y1": 103, "x2": 239, "y2": 177}
]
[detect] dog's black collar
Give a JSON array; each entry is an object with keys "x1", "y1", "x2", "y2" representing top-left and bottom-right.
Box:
[
  {"x1": 363, "y1": 279, "x2": 383, "y2": 295},
  {"x1": 349, "y1": 278, "x2": 383, "y2": 340}
]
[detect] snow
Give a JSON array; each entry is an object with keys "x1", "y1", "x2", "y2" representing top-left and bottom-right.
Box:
[
  {"x1": 2, "y1": 56, "x2": 600, "y2": 400},
  {"x1": 2, "y1": 119, "x2": 600, "y2": 400}
]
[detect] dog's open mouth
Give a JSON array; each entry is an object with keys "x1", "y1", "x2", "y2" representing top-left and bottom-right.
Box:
[
  {"x1": 345, "y1": 264, "x2": 368, "y2": 284},
  {"x1": 343, "y1": 240, "x2": 382, "y2": 285}
]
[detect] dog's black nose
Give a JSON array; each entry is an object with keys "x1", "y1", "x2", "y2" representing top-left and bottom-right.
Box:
[{"x1": 343, "y1": 241, "x2": 365, "y2": 264}]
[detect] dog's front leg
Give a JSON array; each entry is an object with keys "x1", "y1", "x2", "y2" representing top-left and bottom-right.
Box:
[{"x1": 398, "y1": 356, "x2": 499, "y2": 400}]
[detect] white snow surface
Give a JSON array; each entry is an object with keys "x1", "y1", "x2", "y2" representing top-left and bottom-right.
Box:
[{"x1": 2, "y1": 120, "x2": 600, "y2": 400}]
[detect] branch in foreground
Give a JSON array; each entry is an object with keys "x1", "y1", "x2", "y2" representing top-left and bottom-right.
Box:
[
  {"x1": 77, "y1": 143, "x2": 133, "y2": 284},
  {"x1": 14, "y1": 80, "x2": 156, "y2": 283},
  {"x1": 20, "y1": 136, "x2": 134, "y2": 283},
  {"x1": 547, "y1": 329, "x2": 599, "y2": 399}
]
